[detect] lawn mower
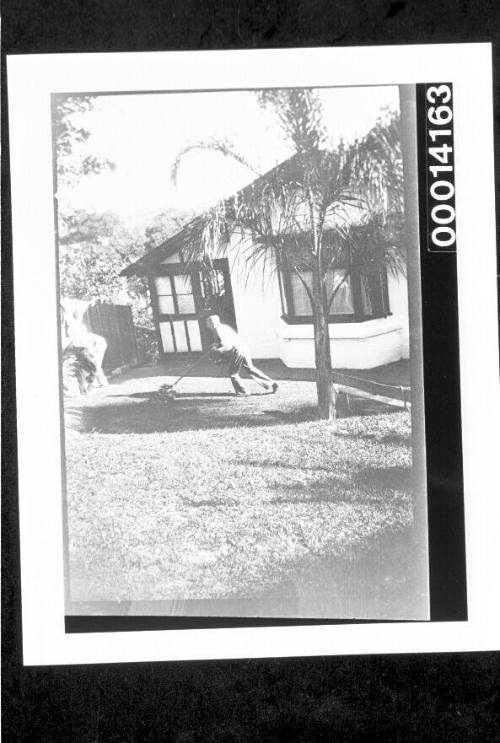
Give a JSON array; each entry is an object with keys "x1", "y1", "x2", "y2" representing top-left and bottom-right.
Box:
[{"x1": 154, "y1": 348, "x2": 216, "y2": 401}]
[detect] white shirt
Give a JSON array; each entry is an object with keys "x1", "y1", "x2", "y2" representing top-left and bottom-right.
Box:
[{"x1": 213, "y1": 322, "x2": 249, "y2": 357}]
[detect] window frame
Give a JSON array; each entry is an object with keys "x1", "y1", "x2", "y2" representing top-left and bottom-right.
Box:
[
  {"x1": 153, "y1": 271, "x2": 199, "y2": 319},
  {"x1": 279, "y1": 263, "x2": 391, "y2": 325}
]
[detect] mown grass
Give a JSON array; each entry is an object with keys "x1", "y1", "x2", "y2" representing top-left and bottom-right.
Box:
[{"x1": 64, "y1": 373, "x2": 414, "y2": 605}]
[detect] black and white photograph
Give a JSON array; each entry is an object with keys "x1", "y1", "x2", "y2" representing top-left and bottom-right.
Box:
[
  {"x1": 57, "y1": 82, "x2": 429, "y2": 620},
  {"x1": 6, "y1": 44, "x2": 499, "y2": 664}
]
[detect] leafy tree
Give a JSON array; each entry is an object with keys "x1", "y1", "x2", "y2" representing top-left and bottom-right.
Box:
[
  {"x1": 58, "y1": 210, "x2": 143, "y2": 301},
  {"x1": 172, "y1": 89, "x2": 404, "y2": 419},
  {"x1": 58, "y1": 209, "x2": 158, "y2": 361},
  {"x1": 143, "y1": 209, "x2": 195, "y2": 253},
  {"x1": 53, "y1": 95, "x2": 114, "y2": 191},
  {"x1": 54, "y1": 96, "x2": 124, "y2": 303}
]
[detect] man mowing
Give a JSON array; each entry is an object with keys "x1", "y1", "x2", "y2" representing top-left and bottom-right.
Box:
[{"x1": 206, "y1": 314, "x2": 279, "y2": 397}]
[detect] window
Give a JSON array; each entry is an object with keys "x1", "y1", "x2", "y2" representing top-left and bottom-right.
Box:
[
  {"x1": 289, "y1": 270, "x2": 355, "y2": 316},
  {"x1": 155, "y1": 276, "x2": 175, "y2": 314},
  {"x1": 325, "y1": 270, "x2": 355, "y2": 315},
  {"x1": 173, "y1": 274, "x2": 195, "y2": 314},
  {"x1": 199, "y1": 269, "x2": 226, "y2": 311},
  {"x1": 154, "y1": 274, "x2": 196, "y2": 316},
  {"x1": 289, "y1": 272, "x2": 312, "y2": 316},
  {"x1": 362, "y1": 266, "x2": 389, "y2": 317},
  {"x1": 280, "y1": 264, "x2": 389, "y2": 323},
  {"x1": 360, "y1": 275, "x2": 373, "y2": 315}
]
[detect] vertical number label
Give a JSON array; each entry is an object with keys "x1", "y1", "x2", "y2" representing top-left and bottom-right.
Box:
[{"x1": 425, "y1": 83, "x2": 456, "y2": 252}]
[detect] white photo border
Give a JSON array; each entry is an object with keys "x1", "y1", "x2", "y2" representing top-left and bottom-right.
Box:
[{"x1": 7, "y1": 43, "x2": 500, "y2": 665}]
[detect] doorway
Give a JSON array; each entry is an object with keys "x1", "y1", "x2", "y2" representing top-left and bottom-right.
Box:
[{"x1": 152, "y1": 258, "x2": 237, "y2": 355}]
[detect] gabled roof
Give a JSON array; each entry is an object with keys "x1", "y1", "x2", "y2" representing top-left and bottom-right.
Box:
[
  {"x1": 120, "y1": 217, "x2": 204, "y2": 276},
  {"x1": 120, "y1": 151, "x2": 325, "y2": 277}
]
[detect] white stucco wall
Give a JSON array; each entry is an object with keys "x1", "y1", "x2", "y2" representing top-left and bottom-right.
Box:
[
  {"x1": 227, "y1": 235, "x2": 283, "y2": 359},
  {"x1": 277, "y1": 316, "x2": 406, "y2": 369}
]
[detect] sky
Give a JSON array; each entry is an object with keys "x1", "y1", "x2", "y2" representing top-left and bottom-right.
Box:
[{"x1": 60, "y1": 85, "x2": 400, "y2": 230}]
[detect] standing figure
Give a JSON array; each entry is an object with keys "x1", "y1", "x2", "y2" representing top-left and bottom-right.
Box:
[
  {"x1": 206, "y1": 314, "x2": 278, "y2": 396},
  {"x1": 61, "y1": 298, "x2": 109, "y2": 392}
]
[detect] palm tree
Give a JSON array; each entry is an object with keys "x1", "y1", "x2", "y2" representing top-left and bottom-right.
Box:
[{"x1": 172, "y1": 89, "x2": 405, "y2": 420}]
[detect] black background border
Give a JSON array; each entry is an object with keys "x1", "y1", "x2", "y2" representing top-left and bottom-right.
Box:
[{"x1": 2, "y1": 1, "x2": 499, "y2": 740}]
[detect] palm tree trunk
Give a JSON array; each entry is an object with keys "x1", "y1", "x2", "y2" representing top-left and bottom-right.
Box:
[{"x1": 312, "y1": 266, "x2": 337, "y2": 420}]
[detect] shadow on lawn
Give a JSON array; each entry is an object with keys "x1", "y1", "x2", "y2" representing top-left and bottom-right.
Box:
[
  {"x1": 109, "y1": 392, "x2": 236, "y2": 399},
  {"x1": 334, "y1": 430, "x2": 411, "y2": 448},
  {"x1": 176, "y1": 461, "x2": 411, "y2": 508},
  {"x1": 240, "y1": 459, "x2": 334, "y2": 473},
  {"x1": 69, "y1": 387, "x2": 404, "y2": 435},
  {"x1": 239, "y1": 460, "x2": 411, "y2": 484},
  {"x1": 73, "y1": 396, "x2": 320, "y2": 434},
  {"x1": 269, "y1": 466, "x2": 411, "y2": 505},
  {"x1": 181, "y1": 498, "x2": 234, "y2": 508},
  {"x1": 354, "y1": 465, "x2": 412, "y2": 491}
]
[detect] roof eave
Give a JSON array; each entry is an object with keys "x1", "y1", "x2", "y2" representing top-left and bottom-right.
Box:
[{"x1": 120, "y1": 234, "x2": 184, "y2": 277}]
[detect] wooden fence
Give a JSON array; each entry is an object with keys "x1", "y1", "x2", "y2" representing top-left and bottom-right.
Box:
[{"x1": 84, "y1": 303, "x2": 139, "y2": 371}]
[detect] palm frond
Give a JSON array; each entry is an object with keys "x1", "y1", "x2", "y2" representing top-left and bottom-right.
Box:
[
  {"x1": 257, "y1": 89, "x2": 326, "y2": 154},
  {"x1": 170, "y1": 138, "x2": 262, "y2": 186}
]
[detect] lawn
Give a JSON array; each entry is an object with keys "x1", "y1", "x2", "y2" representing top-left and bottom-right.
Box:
[{"x1": 64, "y1": 369, "x2": 425, "y2": 618}]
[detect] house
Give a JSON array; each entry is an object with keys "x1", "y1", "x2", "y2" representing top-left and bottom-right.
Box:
[{"x1": 121, "y1": 154, "x2": 409, "y2": 370}]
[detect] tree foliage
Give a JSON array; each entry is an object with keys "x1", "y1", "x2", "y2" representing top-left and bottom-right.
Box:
[
  {"x1": 58, "y1": 210, "x2": 145, "y2": 302},
  {"x1": 143, "y1": 209, "x2": 195, "y2": 253},
  {"x1": 257, "y1": 88, "x2": 326, "y2": 153},
  {"x1": 54, "y1": 95, "x2": 115, "y2": 191},
  {"x1": 58, "y1": 209, "x2": 162, "y2": 362}
]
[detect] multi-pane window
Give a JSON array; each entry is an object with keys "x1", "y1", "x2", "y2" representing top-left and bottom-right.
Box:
[
  {"x1": 173, "y1": 274, "x2": 196, "y2": 314},
  {"x1": 154, "y1": 274, "x2": 196, "y2": 316},
  {"x1": 280, "y1": 265, "x2": 389, "y2": 323},
  {"x1": 324, "y1": 270, "x2": 355, "y2": 315},
  {"x1": 289, "y1": 272, "x2": 313, "y2": 316},
  {"x1": 155, "y1": 276, "x2": 175, "y2": 314}
]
